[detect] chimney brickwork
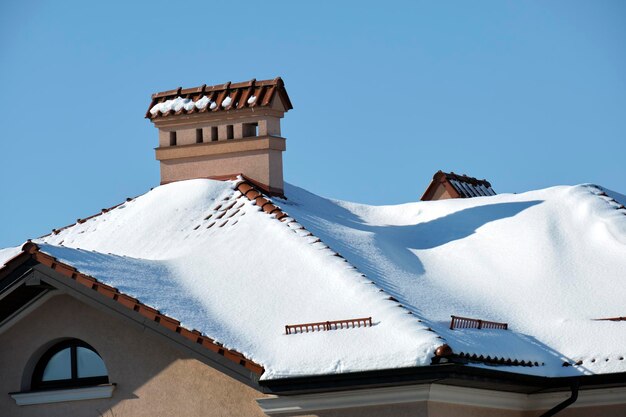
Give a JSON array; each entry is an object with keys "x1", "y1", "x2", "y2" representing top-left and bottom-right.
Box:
[{"x1": 146, "y1": 78, "x2": 292, "y2": 195}]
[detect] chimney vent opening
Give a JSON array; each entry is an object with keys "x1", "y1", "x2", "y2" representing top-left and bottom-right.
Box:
[
  {"x1": 196, "y1": 128, "x2": 203, "y2": 144},
  {"x1": 169, "y1": 131, "x2": 177, "y2": 146},
  {"x1": 226, "y1": 125, "x2": 234, "y2": 140},
  {"x1": 211, "y1": 126, "x2": 218, "y2": 142},
  {"x1": 243, "y1": 123, "x2": 258, "y2": 138}
]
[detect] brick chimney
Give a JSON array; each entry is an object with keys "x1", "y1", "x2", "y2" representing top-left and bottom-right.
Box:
[{"x1": 146, "y1": 77, "x2": 292, "y2": 195}]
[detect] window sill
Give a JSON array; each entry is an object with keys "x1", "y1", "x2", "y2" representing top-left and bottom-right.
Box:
[{"x1": 10, "y1": 384, "x2": 115, "y2": 406}]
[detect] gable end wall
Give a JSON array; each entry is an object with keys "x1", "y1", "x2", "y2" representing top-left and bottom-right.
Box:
[{"x1": 0, "y1": 294, "x2": 268, "y2": 417}]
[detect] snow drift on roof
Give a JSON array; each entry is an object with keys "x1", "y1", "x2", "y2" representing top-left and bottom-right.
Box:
[
  {"x1": 0, "y1": 246, "x2": 21, "y2": 268},
  {"x1": 277, "y1": 183, "x2": 626, "y2": 376},
  {"x1": 3, "y1": 179, "x2": 626, "y2": 379},
  {"x1": 33, "y1": 179, "x2": 440, "y2": 379}
]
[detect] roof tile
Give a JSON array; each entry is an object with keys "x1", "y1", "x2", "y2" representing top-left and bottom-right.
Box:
[{"x1": 146, "y1": 77, "x2": 292, "y2": 119}]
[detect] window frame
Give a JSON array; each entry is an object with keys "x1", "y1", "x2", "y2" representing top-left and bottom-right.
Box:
[{"x1": 31, "y1": 339, "x2": 109, "y2": 390}]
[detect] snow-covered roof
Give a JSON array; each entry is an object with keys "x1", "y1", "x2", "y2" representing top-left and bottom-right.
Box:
[{"x1": 2, "y1": 179, "x2": 625, "y2": 380}]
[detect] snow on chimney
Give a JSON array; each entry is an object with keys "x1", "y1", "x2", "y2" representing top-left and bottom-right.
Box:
[{"x1": 146, "y1": 77, "x2": 292, "y2": 195}]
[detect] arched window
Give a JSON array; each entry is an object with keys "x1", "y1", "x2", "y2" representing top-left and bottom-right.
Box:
[{"x1": 31, "y1": 339, "x2": 108, "y2": 390}]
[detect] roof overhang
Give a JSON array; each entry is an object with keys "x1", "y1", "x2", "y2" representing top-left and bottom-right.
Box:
[
  {"x1": 257, "y1": 383, "x2": 626, "y2": 415},
  {"x1": 259, "y1": 363, "x2": 626, "y2": 396},
  {"x1": 0, "y1": 251, "x2": 263, "y2": 390},
  {"x1": 3, "y1": 246, "x2": 626, "y2": 398}
]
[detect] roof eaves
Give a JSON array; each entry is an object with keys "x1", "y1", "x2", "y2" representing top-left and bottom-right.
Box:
[
  {"x1": 1, "y1": 241, "x2": 264, "y2": 376},
  {"x1": 259, "y1": 362, "x2": 626, "y2": 395}
]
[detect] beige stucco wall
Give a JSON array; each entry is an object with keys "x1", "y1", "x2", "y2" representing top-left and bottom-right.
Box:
[{"x1": 0, "y1": 294, "x2": 268, "y2": 417}]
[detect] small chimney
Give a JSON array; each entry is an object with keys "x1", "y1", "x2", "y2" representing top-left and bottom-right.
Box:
[{"x1": 146, "y1": 77, "x2": 293, "y2": 195}]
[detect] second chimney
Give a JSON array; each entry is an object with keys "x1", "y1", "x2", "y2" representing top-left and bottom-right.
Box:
[{"x1": 146, "y1": 77, "x2": 292, "y2": 196}]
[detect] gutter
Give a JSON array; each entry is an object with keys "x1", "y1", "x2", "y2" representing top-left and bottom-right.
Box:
[
  {"x1": 259, "y1": 364, "x2": 626, "y2": 395},
  {"x1": 539, "y1": 382, "x2": 579, "y2": 417}
]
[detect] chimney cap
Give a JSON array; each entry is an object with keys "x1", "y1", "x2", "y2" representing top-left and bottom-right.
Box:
[{"x1": 146, "y1": 77, "x2": 293, "y2": 119}]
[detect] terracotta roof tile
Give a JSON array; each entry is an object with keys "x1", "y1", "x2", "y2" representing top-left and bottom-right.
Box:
[{"x1": 146, "y1": 77, "x2": 292, "y2": 119}]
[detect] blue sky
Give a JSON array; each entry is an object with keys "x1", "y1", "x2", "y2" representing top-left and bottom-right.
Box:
[{"x1": 1, "y1": 0, "x2": 625, "y2": 248}]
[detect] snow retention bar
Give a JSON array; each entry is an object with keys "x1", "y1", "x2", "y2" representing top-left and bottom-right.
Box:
[
  {"x1": 450, "y1": 315, "x2": 508, "y2": 330},
  {"x1": 285, "y1": 317, "x2": 372, "y2": 335},
  {"x1": 595, "y1": 316, "x2": 626, "y2": 321}
]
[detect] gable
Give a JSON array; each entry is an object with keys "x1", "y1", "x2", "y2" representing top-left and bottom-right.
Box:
[{"x1": 0, "y1": 293, "x2": 267, "y2": 416}]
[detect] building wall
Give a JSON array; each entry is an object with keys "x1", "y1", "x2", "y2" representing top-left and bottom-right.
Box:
[
  {"x1": 523, "y1": 404, "x2": 626, "y2": 417},
  {"x1": 159, "y1": 149, "x2": 283, "y2": 190},
  {"x1": 429, "y1": 184, "x2": 454, "y2": 201},
  {"x1": 264, "y1": 400, "x2": 626, "y2": 417},
  {"x1": 0, "y1": 294, "x2": 268, "y2": 417}
]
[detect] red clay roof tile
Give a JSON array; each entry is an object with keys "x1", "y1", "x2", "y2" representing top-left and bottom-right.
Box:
[{"x1": 146, "y1": 77, "x2": 292, "y2": 119}]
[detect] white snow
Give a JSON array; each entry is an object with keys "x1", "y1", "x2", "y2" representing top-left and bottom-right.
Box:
[
  {"x1": 31, "y1": 179, "x2": 439, "y2": 379},
  {"x1": 3, "y1": 179, "x2": 626, "y2": 379},
  {"x1": 0, "y1": 246, "x2": 21, "y2": 267},
  {"x1": 221, "y1": 96, "x2": 232, "y2": 108},
  {"x1": 247, "y1": 95, "x2": 257, "y2": 104},
  {"x1": 194, "y1": 96, "x2": 211, "y2": 110},
  {"x1": 149, "y1": 97, "x2": 192, "y2": 115},
  {"x1": 277, "y1": 183, "x2": 626, "y2": 376},
  {"x1": 150, "y1": 96, "x2": 218, "y2": 115}
]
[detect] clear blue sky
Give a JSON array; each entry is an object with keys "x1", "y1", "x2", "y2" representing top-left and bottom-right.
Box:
[{"x1": 1, "y1": 0, "x2": 625, "y2": 248}]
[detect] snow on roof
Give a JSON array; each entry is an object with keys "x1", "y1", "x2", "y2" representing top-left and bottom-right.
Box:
[
  {"x1": 29, "y1": 179, "x2": 440, "y2": 380},
  {"x1": 3, "y1": 179, "x2": 626, "y2": 379},
  {"x1": 277, "y1": 183, "x2": 626, "y2": 376},
  {"x1": 0, "y1": 246, "x2": 21, "y2": 267}
]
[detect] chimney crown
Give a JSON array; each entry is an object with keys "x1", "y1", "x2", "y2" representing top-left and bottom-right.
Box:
[{"x1": 147, "y1": 77, "x2": 292, "y2": 196}]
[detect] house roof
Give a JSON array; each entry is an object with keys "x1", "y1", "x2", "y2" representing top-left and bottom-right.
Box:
[
  {"x1": 2, "y1": 179, "x2": 626, "y2": 382},
  {"x1": 0, "y1": 241, "x2": 264, "y2": 375},
  {"x1": 421, "y1": 170, "x2": 496, "y2": 200},
  {"x1": 145, "y1": 77, "x2": 293, "y2": 119}
]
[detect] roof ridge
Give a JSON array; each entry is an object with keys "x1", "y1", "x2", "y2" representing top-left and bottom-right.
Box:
[
  {"x1": 233, "y1": 177, "x2": 452, "y2": 360},
  {"x1": 5, "y1": 241, "x2": 264, "y2": 375},
  {"x1": 444, "y1": 171, "x2": 492, "y2": 188},
  {"x1": 587, "y1": 184, "x2": 626, "y2": 214},
  {"x1": 37, "y1": 194, "x2": 142, "y2": 240}
]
